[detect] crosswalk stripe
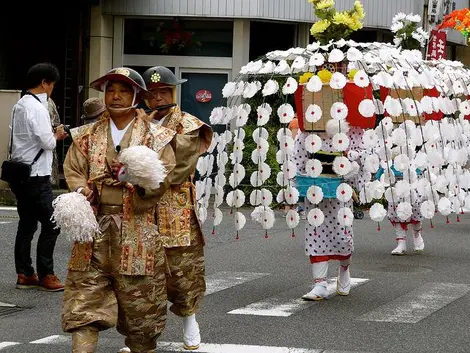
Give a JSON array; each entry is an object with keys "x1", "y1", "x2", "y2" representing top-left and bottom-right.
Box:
[
  {"x1": 3, "y1": 336, "x2": 372, "y2": 353},
  {"x1": 356, "y1": 282, "x2": 470, "y2": 323},
  {"x1": 228, "y1": 277, "x2": 369, "y2": 317},
  {"x1": 205, "y1": 271, "x2": 269, "y2": 295},
  {"x1": 0, "y1": 342, "x2": 20, "y2": 350}
]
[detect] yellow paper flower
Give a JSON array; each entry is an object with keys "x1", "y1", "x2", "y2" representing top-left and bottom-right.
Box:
[
  {"x1": 317, "y1": 69, "x2": 333, "y2": 83},
  {"x1": 332, "y1": 12, "x2": 352, "y2": 26},
  {"x1": 316, "y1": 0, "x2": 335, "y2": 10},
  {"x1": 299, "y1": 72, "x2": 314, "y2": 84},
  {"x1": 347, "y1": 69, "x2": 358, "y2": 80},
  {"x1": 310, "y1": 19, "x2": 331, "y2": 35}
]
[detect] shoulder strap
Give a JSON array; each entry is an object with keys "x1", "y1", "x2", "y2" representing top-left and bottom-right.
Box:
[{"x1": 9, "y1": 92, "x2": 45, "y2": 163}]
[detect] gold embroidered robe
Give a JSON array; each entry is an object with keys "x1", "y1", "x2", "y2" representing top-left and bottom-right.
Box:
[
  {"x1": 156, "y1": 106, "x2": 213, "y2": 248},
  {"x1": 63, "y1": 116, "x2": 176, "y2": 275}
]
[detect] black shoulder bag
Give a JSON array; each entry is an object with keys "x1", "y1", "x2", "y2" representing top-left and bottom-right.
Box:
[{"x1": 0, "y1": 92, "x2": 45, "y2": 183}]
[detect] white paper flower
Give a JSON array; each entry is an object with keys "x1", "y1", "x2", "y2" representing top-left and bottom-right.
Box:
[
  {"x1": 460, "y1": 100, "x2": 470, "y2": 115},
  {"x1": 234, "y1": 211, "x2": 246, "y2": 231},
  {"x1": 305, "y1": 159, "x2": 323, "y2": 177},
  {"x1": 336, "y1": 183, "x2": 353, "y2": 202},
  {"x1": 384, "y1": 97, "x2": 403, "y2": 117},
  {"x1": 222, "y1": 82, "x2": 236, "y2": 97},
  {"x1": 306, "y1": 185, "x2": 323, "y2": 204},
  {"x1": 284, "y1": 186, "x2": 300, "y2": 205},
  {"x1": 305, "y1": 134, "x2": 323, "y2": 153},
  {"x1": 330, "y1": 102, "x2": 348, "y2": 120},
  {"x1": 277, "y1": 103, "x2": 295, "y2": 124},
  {"x1": 330, "y1": 72, "x2": 347, "y2": 89},
  {"x1": 396, "y1": 202, "x2": 413, "y2": 221},
  {"x1": 292, "y1": 56, "x2": 307, "y2": 71},
  {"x1": 305, "y1": 104, "x2": 322, "y2": 123},
  {"x1": 262, "y1": 79, "x2": 279, "y2": 96},
  {"x1": 347, "y1": 47, "x2": 363, "y2": 61},
  {"x1": 286, "y1": 209, "x2": 300, "y2": 229},
  {"x1": 338, "y1": 207, "x2": 354, "y2": 226},
  {"x1": 369, "y1": 203, "x2": 387, "y2": 222},
  {"x1": 328, "y1": 48, "x2": 345, "y2": 63},
  {"x1": 282, "y1": 77, "x2": 298, "y2": 95},
  {"x1": 249, "y1": 188, "x2": 273, "y2": 207},
  {"x1": 277, "y1": 127, "x2": 292, "y2": 140},
  {"x1": 308, "y1": 208, "x2": 325, "y2": 227},
  {"x1": 420, "y1": 200, "x2": 435, "y2": 219},
  {"x1": 243, "y1": 82, "x2": 260, "y2": 98},
  {"x1": 251, "y1": 206, "x2": 275, "y2": 229},
  {"x1": 309, "y1": 53, "x2": 325, "y2": 67},
  {"x1": 198, "y1": 206, "x2": 208, "y2": 223},
  {"x1": 274, "y1": 60, "x2": 291, "y2": 75},
  {"x1": 437, "y1": 197, "x2": 452, "y2": 216},
  {"x1": 252, "y1": 127, "x2": 269, "y2": 143},
  {"x1": 394, "y1": 179, "x2": 411, "y2": 198},
  {"x1": 282, "y1": 161, "x2": 297, "y2": 179},
  {"x1": 306, "y1": 75, "x2": 323, "y2": 93},
  {"x1": 358, "y1": 99, "x2": 375, "y2": 118},
  {"x1": 277, "y1": 171, "x2": 290, "y2": 187},
  {"x1": 332, "y1": 133, "x2": 350, "y2": 152},
  {"x1": 394, "y1": 154, "x2": 410, "y2": 172},
  {"x1": 333, "y1": 156, "x2": 352, "y2": 176},
  {"x1": 250, "y1": 171, "x2": 264, "y2": 187},
  {"x1": 362, "y1": 129, "x2": 379, "y2": 148},
  {"x1": 364, "y1": 154, "x2": 380, "y2": 173},
  {"x1": 353, "y1": 70, "x2": 370, "y2": 88},
  {"x1": 226, "y1": 189, "x2": 245, "y2": 208}
]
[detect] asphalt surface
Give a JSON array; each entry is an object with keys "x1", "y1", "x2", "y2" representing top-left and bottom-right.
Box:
[{"x1": 1, "y1": 206, "x2": 470, "y2": 352}]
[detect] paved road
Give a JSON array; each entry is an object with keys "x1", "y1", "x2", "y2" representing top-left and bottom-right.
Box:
[{"x1": 1, "y1": 206, "x2": 470, "y2": 352}]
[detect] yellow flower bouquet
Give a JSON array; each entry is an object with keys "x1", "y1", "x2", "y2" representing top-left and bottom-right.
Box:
[{"x1": 309, "y1": 0, "x2": 365, "y2": 45}]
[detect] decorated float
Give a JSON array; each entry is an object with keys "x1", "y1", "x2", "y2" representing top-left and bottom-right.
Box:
[{"x1": 195, "y1": 0, "x2": 470, "y2": 239}]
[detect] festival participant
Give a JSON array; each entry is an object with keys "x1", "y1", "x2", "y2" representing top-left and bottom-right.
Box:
[{"x1": 61, "y1": 67, "x2": 177, "y2": 353}]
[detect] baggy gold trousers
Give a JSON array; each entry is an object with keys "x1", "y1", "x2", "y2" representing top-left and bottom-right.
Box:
[
  {"x1": 62, "y1": 209, "x2": 167, "y2": 353},
  {"x1": 165, "y1": 224, "x2": 206, "y2": 317}
]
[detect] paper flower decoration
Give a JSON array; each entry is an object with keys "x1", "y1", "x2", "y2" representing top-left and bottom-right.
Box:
[
  {"x1": 229, "y1": 164, "x2": 246, "y2": 188},
  {"x1": 437, "y1": 197, "x2": 452, "y2": 216},
  {"x1": 198, "y1": 206, "x2": 208, "y2": 223},
  {"x1": 306, "y1": 75, "x2": 323, "y2": 92},
  {"x1": 332, "y1": 133, "x2": 350, "y2": 152},
  {"x1": 394, "y1": 154, "x2": 410, "y2": 172},
  {"x1": 251, "y1": 206, "x2": 275, "y2": 229},
  {"x1": 420, "y1": 200, "x2": 435, "y2": 219},
  {"x1": 330, "y1": 102, "x2": 348, "y2": 120},
  {"x1": 347, "y1": 47, "x2": 363, "y2": 61},
  {"x1": 307, "y1": 185, "x2": 324, "y2": 204},
  {"x1": 222, "y1": 82, "x2": 236, "y2": 97},
  {"x1": 277, "y1": 103, "x2": 295, "y2": 123},
  {"x1": 282, "y1": 77, "x2": 298, "y2": 94},
  {"x1": 262, "y1": 79, "x2": 279, "y2": 96},
  {"x1": 396, "y1": 202, "x2": 413, "y2": 221},
  {"x1": 283, "y1": 161, "x2": 297, "y2": 179},
  {"x1": 364, "y1": 154, "x2": 380, "y2": 174},
  {"x1": 250, "y1": 188, "x2": 273, "y2": 206},
  {"x1": 358, "y1": 99, "x2": 375, "y2": 118},
  {"x1": 362, "y1": 129, "x2": 379, "y2": 148},
  {"x1": 286, "y1": 209, "x2": 300, "y2": 229},
  {"x1": 253, "y1": 127, "x2": 269, "y2": 142},
  {"x1": 308, "y1": 208, "x2": 325, "y2": 227},
  {"x1": 394, "y1": 179, "x2": 411, "y2": 198},
  {"x1": 309, "y1": 53, "x2": 325, "y2": 67},
  {"x1": 214, "y1": 185, "x2": 224, "y2": 207},
  {"x1": 276, "y1": 171, "x2": 289, "y2": 187},
  {"x1": 284, "y1": 186, "x2": 300, "y2": 205},
  {"x1": 353, "y1": 70, "x2": 370, "y2": 88},
  {"x1": 305, "y1": 134, "x2": 323, "y2": 153},
  {"x1": 326, "y1": 119, "x2": 350, "y2": 137},
  {"x1": 369, "y1": 203, "x2": 387, "y2": 222},
  {"x1": 226, "y1": 189, "x2": 245, "y2": 208},
  {"x1": 336, "y1": 183, "x2": 353, "y2": 202},
  {"x1": 330, "y1": 72, "x2": 347, "y2": 89},
  {"x1": 333, "y1": 156, "x2": 352, "y2": 176},
  {"x1": 234, "y1": 211, "x2": 246, "y2": 231},
  {"x1": 305, "y1": 104, "x2": 323, "y2": 123},
  {"x1": 213, "y1": 208, "x2": 223, "y2": 226},
  {"x1": 338, "y1": 207, "x2": 354, "y2": 226},
  {"x1": 305, "y1": 159, "x2": 323, "y2": 177}
]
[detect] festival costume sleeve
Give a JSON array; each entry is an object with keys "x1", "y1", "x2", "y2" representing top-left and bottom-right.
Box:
[
  {"x1": 63, "y1": 142, "x2": 90, "y2": 192},
  {"x1": 132, "y1": 143, "x2": 176, "y2": 212},
  {"x1": 170, "y1": 130, "x2": 201, "y2": 185}
]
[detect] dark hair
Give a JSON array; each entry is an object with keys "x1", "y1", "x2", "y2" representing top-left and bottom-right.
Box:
[{"x1": 26, "y1": 62, "x2": 60, "y2": 89}]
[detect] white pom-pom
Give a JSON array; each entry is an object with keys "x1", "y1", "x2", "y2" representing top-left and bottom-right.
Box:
[
  {"x1": 396, "y1": 202, "x2": 413, "y2": 221},
  {"x1": 420, "y1": 200, "x2": 435, "y2": 219},
  {"x1": 369, "y1": 203, "x2": 387, "y2": 222},
  {"x1": 437, "y1": 197, "x2": 452, "y2": 216},
  {"x1": 52, "y1": 192, "x2": 100, "y2": 243},
  {"x1": 118, "y1": 145, "x2": 167, "y2": 190},
  {"x1": 338, "y1": 207, "x2": 354, "y2": 226}
]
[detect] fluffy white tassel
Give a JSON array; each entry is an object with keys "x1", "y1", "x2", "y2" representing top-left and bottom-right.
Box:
[
  {"x1": 52, "y1": 192, "x2": 100, "y2": 243},
  {"x1": 118, "y1": 145, "x2": 167, "y2": 190}
]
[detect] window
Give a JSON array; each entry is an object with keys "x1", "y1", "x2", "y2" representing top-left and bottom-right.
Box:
[{"x1": 124, "y1": 18, "x2": 233, "y2": 57}]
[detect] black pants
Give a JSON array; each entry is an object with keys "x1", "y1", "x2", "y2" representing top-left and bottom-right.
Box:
[{"x1": 10, "y1": 176, "x2": 60, "y2": 279}]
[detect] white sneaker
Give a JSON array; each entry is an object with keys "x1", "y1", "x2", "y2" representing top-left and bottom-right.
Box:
[
  {"x1": 302, "y1": 284, "x2": 328, "y2": 301},
  {"x1": 336, "y1": 268, "x2": 351, "y2": 296},
  {"x1": 413, "y1": 234, "x2": 425, "y2": 252},
  {"x1": 183, "y1": 316, "x2": 201, "y2": 350},
  {"x1": 391, "y1": 239, "x2": 407, "y2": 255}
]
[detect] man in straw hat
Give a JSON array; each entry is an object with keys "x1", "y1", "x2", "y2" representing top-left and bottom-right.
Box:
[{"x1": 61, "y1": 66, "x2": 177, "y2": 353}]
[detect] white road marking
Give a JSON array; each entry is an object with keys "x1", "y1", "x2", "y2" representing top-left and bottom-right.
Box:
[
  {"x1": 356, "y1": 282, "x2": 470, "y2": 323},
  {"x1": 229, "y1": 278, "x2": 369, "y2": 317},
  {"x1": 0, "y1": 302, "x2": 16, "y2": 308},
  {"x1": 0, "y1": 342, "x2": 20, "y2": 350},
  {"x1": 0, "y1": 222, "x2": 12, "y2": 224},
  {"x1": 30, "y1": 335, "x2": 70, "y2": 344},
  {"x1": 205, "y1": 271, "x2": 269, "y2": 295},
  {"x1": 11, "y1": 336, "x2": 371, "y2": 353}
]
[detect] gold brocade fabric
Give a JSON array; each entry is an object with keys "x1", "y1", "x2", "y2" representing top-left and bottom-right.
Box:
[{"x1": 157, "y1": 106, "x2": 213, "y2": 248}]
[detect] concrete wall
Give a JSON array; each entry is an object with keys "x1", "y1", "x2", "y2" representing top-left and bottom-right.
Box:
[{"x1": 0, "y1": 90, "x2": 21, "y2": 189}]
